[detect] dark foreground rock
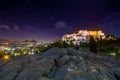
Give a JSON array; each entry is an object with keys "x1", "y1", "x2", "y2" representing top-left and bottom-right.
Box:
[{"x1": 0, "y1": 48, "x2": 120, "y2": 80}]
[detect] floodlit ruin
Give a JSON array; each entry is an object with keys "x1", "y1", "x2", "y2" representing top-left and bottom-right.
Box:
[{"x1": 62, "y1": 30, "x2": 105, "y2": 45}]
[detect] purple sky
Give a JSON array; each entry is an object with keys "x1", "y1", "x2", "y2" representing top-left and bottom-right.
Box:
[{"x1": 0, "y1": 0, "x2": 120, "y2": 41}]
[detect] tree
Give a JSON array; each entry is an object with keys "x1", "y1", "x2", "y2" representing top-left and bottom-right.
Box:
[
  {"x1": 89, "y1": 36, "x2": 97, "y2": 53},
  {"x1": 63, "y1": 41, "x2": 67, "y2": 48}
]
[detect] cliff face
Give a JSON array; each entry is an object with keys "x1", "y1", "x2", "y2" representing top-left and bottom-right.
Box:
[{"x1": 0, "y1": 48, "x2": 120, "y2": 80}]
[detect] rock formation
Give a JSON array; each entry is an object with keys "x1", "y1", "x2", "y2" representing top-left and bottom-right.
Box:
[{"x1": 0, "y1": 48, "x2": 120, "y2": 80}]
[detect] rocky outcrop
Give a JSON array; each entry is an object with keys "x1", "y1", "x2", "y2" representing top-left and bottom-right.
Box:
[{"x1": 0, "y1": 48, "x2": 120, "y2": 80}]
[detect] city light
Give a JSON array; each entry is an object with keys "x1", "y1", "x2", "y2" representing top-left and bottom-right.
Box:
[
  {"x1": 110, "y1": 52, "x2": 116, "y2": 56},
  {"x1": 3, "y1": 55, "x2": 10, "y2": 60}
]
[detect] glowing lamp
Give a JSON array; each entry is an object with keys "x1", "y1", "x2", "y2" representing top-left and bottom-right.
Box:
[
  {"x1": 110, "y1": 52, "x2": 116, "y2": 56},
  {"x1": 4, "y1": 55, "x2": 10, "y2": 60}
]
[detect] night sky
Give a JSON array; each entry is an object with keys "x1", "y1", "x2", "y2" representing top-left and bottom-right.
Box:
[{"x1": 0, "y1": 0, "x2": 120, "y2": 41}]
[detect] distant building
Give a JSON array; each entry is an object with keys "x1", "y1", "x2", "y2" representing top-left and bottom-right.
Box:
[
  {"x1": 25, "y1": 38, "x2": 37, "y2": 47},
  {"x1": 62, "y1": 30, "x2": 105, "y2": 45}
]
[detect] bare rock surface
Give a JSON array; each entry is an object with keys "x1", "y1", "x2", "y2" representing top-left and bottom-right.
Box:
[{"x1": 0, "y1": 48, "x2": 120, "y2": 80}]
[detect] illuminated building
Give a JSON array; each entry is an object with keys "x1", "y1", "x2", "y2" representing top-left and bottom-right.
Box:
[
  {"x1": 88, "y1": 30, "x2": 105, "y2": 39},
  {"x1": 25, "y1": 38, "x2": 37, "y2": 47},
  {"x1": 62, "y1": 30, "x2": 105, "y2": 45}
]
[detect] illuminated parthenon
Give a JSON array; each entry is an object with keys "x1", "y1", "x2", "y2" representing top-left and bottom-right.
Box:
[{"x1": 62, "y1": 30, "x2": 105, "y2": 45}]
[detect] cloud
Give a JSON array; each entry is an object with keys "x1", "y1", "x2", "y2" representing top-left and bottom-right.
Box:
[
  {"x1": 0, "y1": 25, "x2": 10, "y2": 30},
  {"x1": 55, "y1": 20, "x2": 67, "y2": 29},
  {"x1": 14, "y1": 25, "x2": 19, "y2": 30}
]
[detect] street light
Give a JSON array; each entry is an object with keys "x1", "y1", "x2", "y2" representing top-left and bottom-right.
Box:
[{"x1": 3, "y1": 55, "x2": 10, "y2": 60}]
